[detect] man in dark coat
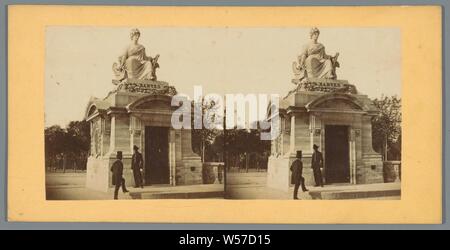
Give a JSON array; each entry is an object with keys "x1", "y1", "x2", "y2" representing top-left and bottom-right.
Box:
[
  {"x1": 290, "y1": 150, "x2": 309, "y2": 200},
  {"x1": 131, "y1": 145, "x2": 144, "y2": 188},
  {"x1": 111, "y1": 151, "x2": 129, "y2": 200},
  {"x1": 312, "y1": 144, "x2": 324, "y2": 187}
]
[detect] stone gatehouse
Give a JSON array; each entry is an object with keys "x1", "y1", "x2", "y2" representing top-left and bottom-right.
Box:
[
  {"x1": 85, "y1": 79, "x2": 202, "y2": 192},
  {"x1": 267, "y1": 78, "x2": 384, "y2": 191}
]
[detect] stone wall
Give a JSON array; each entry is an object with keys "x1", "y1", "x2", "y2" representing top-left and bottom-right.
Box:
[
  {"x1": 300, "y1": 155, "x2": 316, "y2": 186},
  {"x1": 86, "y1": 156, "x2": 113, "y2": 192},
  {"x1": 292, "y1": 113, "x2": 312, "y2": 154},
  {"x1": 176, "y1": 129, "x2": 203, "y2": 185},
  {"x1": 202, "y1": 162, "x2": 224, "y2": 184},
  {"x1": 267, "y1": 156, "x2": 291, "y2": 191},
  {"x1": 177, "y1": 157, "x2": 203, "y2": 185},
  {"x1": 383, "y1": 161, "x2": 401, "y2": 183},
  {"x1": 359, "y1": 154, "x2": 384, "y2": 184}
]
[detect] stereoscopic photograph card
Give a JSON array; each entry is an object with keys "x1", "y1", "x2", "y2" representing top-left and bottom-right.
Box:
[{"x1": 8, "y1": 5, "x2": 442, "y2": 223}]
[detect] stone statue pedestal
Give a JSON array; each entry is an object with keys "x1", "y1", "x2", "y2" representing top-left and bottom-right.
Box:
[{"x1": 291, "y1": 78, "x2": 358, "y2": 94}]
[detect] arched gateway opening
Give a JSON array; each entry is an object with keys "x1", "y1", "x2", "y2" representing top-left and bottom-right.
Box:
[
  {"x1": 324, "y1": 125, "x2": 350, "y2": 184},
  {"x1": 144, "y1": 126, "x2": 170, "y2": 185}
]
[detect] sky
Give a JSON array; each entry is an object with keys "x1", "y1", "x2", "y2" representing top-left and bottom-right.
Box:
[{"x1": 45, "y1": 27, "x2": 401, "y2": 128}]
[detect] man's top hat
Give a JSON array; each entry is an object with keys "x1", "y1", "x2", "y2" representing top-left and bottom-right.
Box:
[
  {"x1": 296, "y1": 150, "x2": 302, "y2": 158},
  {"x1": 313, "y1": 144, "x2": 319, "y2": 149},
  {"x1": 116, "y1": 151, "x2": 123, "y2": 159},
  {"x1": 133, "y1": 145, "x2": 139, "y2": 151}
]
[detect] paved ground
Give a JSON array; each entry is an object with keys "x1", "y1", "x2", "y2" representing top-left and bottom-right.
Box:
[
  {"x1": 46, "y1": 172, "x2": 224, "y2": 200},
  {"x1": 46, "y1": 172, "x2": 86, "y2": 187},
  {"x1": 226, "y1": 172, "x2": 401, "y2": 200},
  {"x1": 46, "y1": 172, "x2": 400, "y2": 200},
  {"x1": 46, "y1": 173, "x2": 128, "y2": 200}
]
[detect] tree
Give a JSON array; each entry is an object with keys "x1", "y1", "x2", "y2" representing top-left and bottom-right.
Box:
[
  {"x1": 45, "y1": 125, "x2": 66, "y2": 170},
  {"x1": 66, "y1": 120, "x2": 90, "y2": 154},
  {"x1": 65, "y1": 120, "x2": 91, "y2": 170},
  {"x1": 45, "y1": 120, "x2": 91, "y2": 172},
  {"x1": 192, "y1": 97, "x2": 222, "y2": 162},
  {"x1": 223, "y1": 123, "x2": 271, "y2": 172},
  {"x1": 372, "y1": 95, "x2": 402, "y2": 160}
]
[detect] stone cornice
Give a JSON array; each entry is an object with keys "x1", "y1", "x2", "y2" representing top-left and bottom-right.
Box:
[
  {"x1": 106, "y1": 107, "x2": 128, "y2": 115},
  {"x1": 286, "y1": 106, "x2": 307, "y2": 115}
]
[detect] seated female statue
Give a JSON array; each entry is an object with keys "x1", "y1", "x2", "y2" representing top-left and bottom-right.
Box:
[
  {"x1": 293, "y1": 27, "x2": 339, "y2": 80},
  {"x1": 113, "y1": 29, "x2": 159, "y2": 81}
]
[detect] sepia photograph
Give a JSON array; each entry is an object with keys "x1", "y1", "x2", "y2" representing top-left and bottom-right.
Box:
[
  {"x1": 44, "y1": 27, "x2": 233, "y2": 200},
  {"x1": 224, "y1": 27, "x2": 402, "y2": 200},
  {"x1": 44, "y1": 26, "x2": 401, "y2": 201}
]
